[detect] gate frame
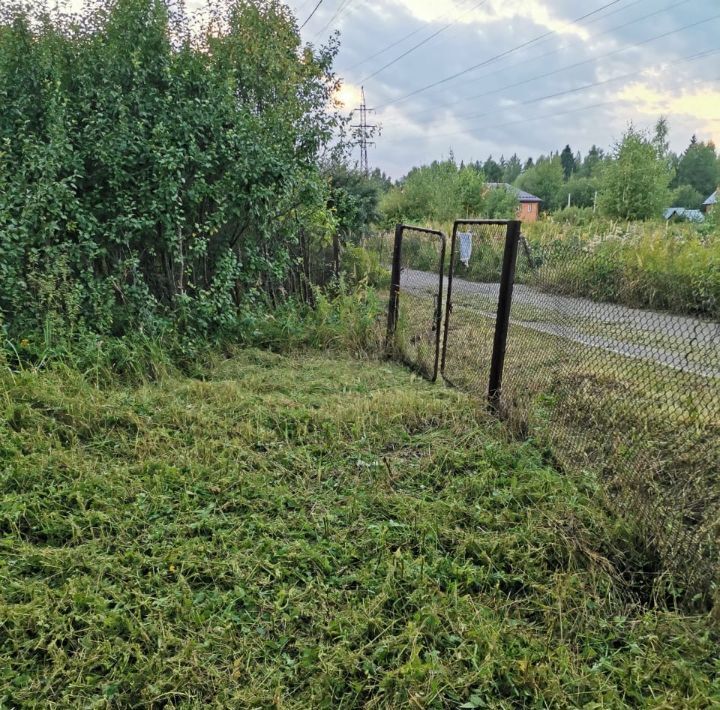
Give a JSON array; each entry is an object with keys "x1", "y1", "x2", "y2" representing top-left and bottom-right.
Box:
[
  {"x1": 386, "y1": 223, "x2": 447, "y2": 382},
  {"x1": 440, "y1": 219, "x2": 522, "y2": 408}
]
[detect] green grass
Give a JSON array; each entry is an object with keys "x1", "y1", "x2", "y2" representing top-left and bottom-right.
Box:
[
  {"x1": 437, "y1": 291, "x2": 720, "y2": 605},
  {"x1": 1, "y1": 348, "x2": 719, "y2": 707},
  {"x1": 522, "y1": 218, "x2": 720, "y2": 320}
]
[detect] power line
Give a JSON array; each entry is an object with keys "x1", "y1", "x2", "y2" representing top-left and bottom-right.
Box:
[
  {"x1": 374, "y1": 0, "x2": 633, "y2": 109},
  {"x1": 347, "y1": 0, "x2": 644, "y2": 76},
  {"x1": 453, "y1": 15, "x2": 715, "y2": 122},
  {"x1": 453, "y1": 0, "x2": 692, "y2": 113},
  {"x1": 484, "y1": 46, "x2": 720, "y2": 119},
  {"x1": 300, "y1": 0, "x2": 324, "y2": 30},
  {"x1": 378, "y1": 4, "x2": 718, "y2": 130},
  {"x1": 312, "y1": 0, "x2": 354, "y2": 39},
  {"x1": 343, "y1": 0, "x2": 482, "y2": 72},
  {"x1": 378, "y1": 0, "x2": 680, "y2": 124},
  {"x1": 403, "y1": 71, "x2": 720, "y2": 144},
  {"x1": 361, "y1": 0, "x2": 490, "y2": 83},
  {"x1": 384, "y1": 47, "x2": 720, "y2": 143}
]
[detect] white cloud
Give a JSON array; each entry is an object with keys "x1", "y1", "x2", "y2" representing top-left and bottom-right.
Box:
[
  {"x1": 390, "y1": 0, "x2": 589, "y2": 40},
  {"x1": 617, "y1": 81, "x2": 720, "y2": 142}
]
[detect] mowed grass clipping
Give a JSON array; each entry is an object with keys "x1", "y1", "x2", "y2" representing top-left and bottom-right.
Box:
[{"x1": 1, "y1": 350, "x2": 718, "y2": 708}]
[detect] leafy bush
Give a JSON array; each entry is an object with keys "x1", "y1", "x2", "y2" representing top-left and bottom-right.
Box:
[
  {"x1": 515, "y1": 156, "x2": 564, "y2": 210},
  {"x1": 400, "y1": 236, "x2": 441, "y2": 272},
  {"x1": 0, "y1": 0, "x2": 341, "y2": 340},
  {"x1": 547, "y1": 206, "x2": 597, "y2": 226},
  {"x1": 243, "y1": 283, "x2": 384, "y2": 354},
  {"x1": 2, "y1": 281, "x2": 386, "y2": 384},
  {"x1": 670, "y1": 184, "x2": 705, "y2": 210},
  {"x1": 557, "y1": 176, "x2": 600, "y2": 209},
  {"x1": 341, "y1": 245, "x2": 390, "y2": 288},
  {"x1": 599, "y1": 123, "x2": 672, "y2": 220}
]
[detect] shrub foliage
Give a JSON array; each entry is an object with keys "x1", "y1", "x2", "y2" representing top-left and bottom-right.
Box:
[{"x1": 0, "y1": 0, "x2": 342, "y2": 339}]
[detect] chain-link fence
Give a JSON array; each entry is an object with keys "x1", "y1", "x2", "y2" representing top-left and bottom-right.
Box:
[
  {"x1": 441, "y1": 221, "x2": 522, "y2": 406},
  {"x1": 497, "y1": 230, "x2": 720, "y2": 602},
  {"x1": 387, "y1": 225, "x2": 446, "y2": 381},
  {"x1": 386, "y1": 218, "x2": 720, "y2": 606}
]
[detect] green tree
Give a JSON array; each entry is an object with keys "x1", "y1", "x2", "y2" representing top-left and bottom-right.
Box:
[
  {"x1": 483, "y1": 156, "x2": 503, "y2": 182},
  {"x1": 669, "y1": 184, "x2": 704, "y2": 210},
  {"x1": 378, "y1": 160, "x2": 518, "y2": 224},
  {"x1": 560, "y1": 144, "x2": 576, "y2": 180},
  {"x1": 0, "y1": 0, "x2": 342, "y2": 337},
  {"x1": 457, "y1": 166, "x2": 487, "y2": 216},
  {"x1": 580, "y1": 145, "x2": 605, "y2": 177},
  {"x1": 599, "y1": 124, "x2": 672, "y2": 220},
  {"x1": 483, "y1": 184, "x2": 520, "y2": 218},
  {"x1": 502, "y1": 154, "x2": 522, "y2": 184},
  {"x1": 558, "y1": 176, "x2": 600, "y2": 209},
  {"x1": 326, "y1": 165, "x2": 382, "y2": 244},
  {"x1": 379, "y1": 159, "x2": 463, "y2": 223},
  {"x1": 515, "y1": 156, "x2": 563, "y2": 210},
  {"x1": 675, "y1": 137, "x2": 719, "y2": 198}
]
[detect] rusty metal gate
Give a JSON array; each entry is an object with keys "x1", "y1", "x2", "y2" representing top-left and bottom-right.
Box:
[
  {"x1": 386, "y1": 224, "x2": 447, "y2": 381},
  {"x1": 440, "y1": 220, "x2": 521, "y2": 407}
]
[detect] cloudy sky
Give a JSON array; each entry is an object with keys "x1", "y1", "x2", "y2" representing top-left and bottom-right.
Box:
[{"x1": 284, "y1": 0, "x2": 720, "y2": 177}]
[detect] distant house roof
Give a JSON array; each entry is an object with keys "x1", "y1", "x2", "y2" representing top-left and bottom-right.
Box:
[
  {"x1": 663, "y1": 207, "x2": 705, "y2": 222},
  {"x1": 703, "y1": 190, "x2": 717, "y2": 207},
  {"x1": 486, "y1": 182, "x2": 542, "y2": 203}
]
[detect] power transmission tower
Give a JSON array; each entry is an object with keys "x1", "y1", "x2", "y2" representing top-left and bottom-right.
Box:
[{"x1": 352, "y1": 86, "x2": 375, "y2": 176}]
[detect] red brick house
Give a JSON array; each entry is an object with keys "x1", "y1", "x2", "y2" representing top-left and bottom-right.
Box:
[{"x1": 486, "y1": 183, "x2": 542, "y2": 222}]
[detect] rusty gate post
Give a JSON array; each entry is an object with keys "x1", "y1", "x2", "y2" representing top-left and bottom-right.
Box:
[
  {"x1": 386, "y1": 223, "x2": 404, "y2": 352},
  {"x1": 488, "y1": 220, "x2": 521, "y2": 410},
  {"x1": 440, "y1": 221, "x2": 460, "y2": 377},
  {"x1": 431, "y1": 231, "x2": 447, "y2": 382}
]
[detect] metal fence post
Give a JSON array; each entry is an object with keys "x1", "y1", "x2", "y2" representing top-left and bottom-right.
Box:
[
  {"x1": 431, "y1": 231, "x2": 447, "y2": 382},
  {"x1": 488, "y1": 220, "x2": 521, "y2": 409},
  {"x1": 440, "y1": 221, "x2": 459, "y2": 378},
  {"x1": 386, "y1": 223, "x2": 404, "y2": 352}
]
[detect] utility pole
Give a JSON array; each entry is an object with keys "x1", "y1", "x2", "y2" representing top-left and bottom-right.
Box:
[{"x1": 352, "y1": 86, "x2": 375, "y2": 176}]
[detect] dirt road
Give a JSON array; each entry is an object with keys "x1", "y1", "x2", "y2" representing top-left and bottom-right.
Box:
[{"x1": 400, "y1": 268, "x2": 720, "y2": 379}]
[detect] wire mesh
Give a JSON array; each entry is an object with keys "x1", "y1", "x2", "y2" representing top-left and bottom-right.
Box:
[
  {"x1": 500, "y1": 226, "x2": 719, "y2": 599},
  {"x1": 388, "y1": 225, "x2": 446, "y2": 381},
  {"x1": 439, "y1": 218, "x2": 719, "y2": 602},
  {"x1": 441, "y1": 221, "x2": 516, "y2": 394}
]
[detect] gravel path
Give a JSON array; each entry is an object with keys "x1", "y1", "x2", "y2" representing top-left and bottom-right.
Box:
[{"x1": 400, "y1": 268, "x2": 720, "y2": 379}]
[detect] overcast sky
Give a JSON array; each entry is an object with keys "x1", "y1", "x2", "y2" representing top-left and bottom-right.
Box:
[
  {"x1": 59, "y1": 0, "x2": 720, "y2": 178},
  {"x1": 286, "y1": 0, "x2": 720, "y2": 177}
]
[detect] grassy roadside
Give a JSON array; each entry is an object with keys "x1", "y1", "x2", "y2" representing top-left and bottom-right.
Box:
[
  {"x1": 384, "y1": 226, "x2": 719, "y2": 603},
  {"x1": 1, "y1": 348, "x2": 718, "y2": 707}
]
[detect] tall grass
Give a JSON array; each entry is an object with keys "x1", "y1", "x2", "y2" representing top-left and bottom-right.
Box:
[
  {"x1": 371, "y1": 217, "x2": 720, "y2": 319},
  {"x1": 1, "y1": 284, "x2": 385, "y2": 386},
  {"x1": 523, "y1": 217, "x2": 720, "y2": 319}
]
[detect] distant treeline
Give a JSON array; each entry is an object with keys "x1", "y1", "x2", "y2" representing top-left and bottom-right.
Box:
[{"x1": 378, "y1": 119, "x2": 720, "y2": 222}]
